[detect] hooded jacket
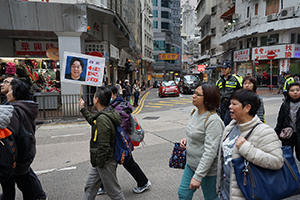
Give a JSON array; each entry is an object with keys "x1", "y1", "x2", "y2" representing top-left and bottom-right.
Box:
[
  {"x1": 7, "y1": 100, "x2": 39, "y2": 175},
  {"x1": 111, "y1": 95, "x2": 134, "y2": 150},
  {"x1": 80, "y1": 106, "x2": 122, "y2": 168},
  {"x1": 216, "y1": 115, "x2": 283, "y2": 200}
]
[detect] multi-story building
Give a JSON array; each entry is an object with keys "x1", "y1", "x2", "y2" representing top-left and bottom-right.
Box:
[
  {"x1": 220, "y1": 0, "x2": 300, "y2": 85},
  {"x1": 141, "y1": 0, "x2": 155, "y2": 83},
  {"x1": 0, "y1": 0, "x2": 141, "y2": 115},
  {"x1": 153, "y1": 0, "x2": 181, "y2": 80}
]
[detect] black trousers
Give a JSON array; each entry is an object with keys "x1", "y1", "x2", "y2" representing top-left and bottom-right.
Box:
[
  {"x1": 1, "y1": 172, "x2": 35, "y2": 200},
  {"x1": 123, "y1": 155, "x2": 148, "y2": 187}
]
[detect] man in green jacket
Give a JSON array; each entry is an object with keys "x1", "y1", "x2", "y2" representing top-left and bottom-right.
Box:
[{"x1": 79, "y1": 87, "x2": 125, "y2": 200}]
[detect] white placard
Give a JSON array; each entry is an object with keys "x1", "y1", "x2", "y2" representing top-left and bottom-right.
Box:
[{"x1": 61, "y1": 52, "x2": 105, "y2": 87}]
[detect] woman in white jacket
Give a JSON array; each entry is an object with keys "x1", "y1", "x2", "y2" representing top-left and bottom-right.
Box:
[
  {"x1": 216, "y1": 89, "x2": 283, "y2": 200},
  {"x1": 178, "y1": 82, "x2": 224, "y2": 200}
]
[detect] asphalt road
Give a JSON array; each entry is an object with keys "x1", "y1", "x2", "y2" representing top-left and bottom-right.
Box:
[{"x1": 3, "y1": 89, "x2": 300, "y2": 200}]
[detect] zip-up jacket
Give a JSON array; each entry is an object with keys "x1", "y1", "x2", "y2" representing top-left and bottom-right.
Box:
[{"x1": 216, "y1": 74, "x2": 242, "y2": 100}]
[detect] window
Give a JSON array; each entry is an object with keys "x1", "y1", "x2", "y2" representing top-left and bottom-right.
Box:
[
  {"x1": 161, "y1": 0, "x2": 170, "y2": 8},
  {"x1": 211, "y1": 48, "x2": 216, "y2": 55},
  {"x1": 153, "y1": 21, "x2": 158, "y2": 29},
  {"x1": 161, "y1": 22, "x2": 170, "y2": 30},
  {"x1": 247, "y1": 6, "x2": 250, "y2": 18},
  {"x1": 161, "y1": 11, "x2": 170, "y2": 19},
  {"x1": 153, "y1": 0, "x2": 157, "y2": 6},
  {"x1": 291, "y1": 33, "x2": 295, "y2": 43},
  {"x1": 255, "y1": 4, "x2": 258, "y2": 15},
  {"x1": 298, "y1": 34, "x2": 300, "y2": 44},
  {"x1": 266, "y1": 0, "x2": 279, "y2": 16},
  {"x1": 239, "y1": 41, "x2": 243, "y2": 49},
  {"x1": 211, "y1": 6, "x2": 217, "y2": 15},
  {"x1": 211, "y1": 28, "x2": 216, "y2": 36},
  {"x1": 154, "y1": 40, "x2": 165, "y2": 51},
  {"x1": 261, "y1": 36, "x2": 268, "y2": 46},
  {"x1": 153, "y1": 10, "x2": 158, "y2": 17}
]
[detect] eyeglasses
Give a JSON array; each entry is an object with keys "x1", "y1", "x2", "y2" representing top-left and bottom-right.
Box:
[
  {"x1": 1, "y1": 80, "x2": 11, "y2": 85},
  {"x1": 193, "y1": 92, "x2": 204, "y2": 97}
]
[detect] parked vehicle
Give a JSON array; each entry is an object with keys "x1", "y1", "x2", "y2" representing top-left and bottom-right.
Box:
[
  {"x1": 178, "y1": 75, "x2": 202, "y2": 94},
  {"x1": 159, "y1": 81, "x2": 179, "y2": 97},
  {"x1": 153, "y1": 80, "x2": 161, "y2": 88}
]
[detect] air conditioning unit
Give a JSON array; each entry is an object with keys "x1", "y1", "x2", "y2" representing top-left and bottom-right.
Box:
[
  {"x1": 295, "y1": 5, "x2": 300, "y2": 17},
  {"x1": 280, "y1": 6, "x2": 295, "y2": 19},
  {"x1": 267, "y1": 13, "x2": 278, "y2": 22},
  {"x1": 232, "y1": 13, "x2": 240, "y2": 20},
  {"x1": 267, "y1": 38, "x2": 277, "y2": 44}
]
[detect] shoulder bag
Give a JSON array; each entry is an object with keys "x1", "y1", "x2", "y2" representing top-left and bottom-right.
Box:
[{"x1": 232, "y1": 124, "x2": 300, "y2": 200}]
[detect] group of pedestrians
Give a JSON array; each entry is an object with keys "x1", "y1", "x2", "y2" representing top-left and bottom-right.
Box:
[
  {"x1": 115, "y1": 79, "x2": 144, "y2": 107},
  {"x1": 177, "y1": 61, "x2": 300, "y2": 200}
]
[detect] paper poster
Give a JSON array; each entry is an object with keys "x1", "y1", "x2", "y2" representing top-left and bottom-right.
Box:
[{"x1": 61, "y1": 52, "x2": 105, "y2": 86}]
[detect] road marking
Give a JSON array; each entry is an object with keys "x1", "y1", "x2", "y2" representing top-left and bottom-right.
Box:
[
  {"x1": 51, "y1": 133, "x2": 85, "y2": 138},
  {"x1": 145, "y1": 105, "x2": 161, "y2": 108},
  {"x1": 35, "y1": 166, "x2": 77, "y2": 175},
  {"x1": 132, "y1": 91, "x2": 150, "y2": 115},
  {"x1": 159, "y1": 101, "x2": 186, "y2": 104},
  {"x1": 147, "y1": 103, "x2": 174, "y2": 106}
]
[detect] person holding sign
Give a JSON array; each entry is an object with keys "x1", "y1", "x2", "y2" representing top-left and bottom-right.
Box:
[{"x1": 65, "y1": 57, "x2": 85, "y2": 81}]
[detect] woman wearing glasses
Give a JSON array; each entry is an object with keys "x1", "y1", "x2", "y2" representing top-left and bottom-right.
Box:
[
  {"x1": 65, "y1": 57, "x2": 85, "y2": 81},
  {"x1": 178, "y1": 82, "x2": 224, "y2": 200}
]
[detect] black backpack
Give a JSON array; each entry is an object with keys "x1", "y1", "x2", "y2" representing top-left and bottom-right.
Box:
[
  {"x1": 0, "y1": 128, "x2": 17, "y2": 183},
  {"x1": 14, "y1": 107, "x2": 35, "y2": 164}
]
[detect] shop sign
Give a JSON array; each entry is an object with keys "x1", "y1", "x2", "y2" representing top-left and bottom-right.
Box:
[
  {"x1": 252, "y1": 44, "x2": 296, "y2": 60},
  {"x1": 62, "y1": 52, "x2": 105, "y2": 87},
  {"x1": 280, "y1": 59, "x2": 290, "y2": 72},
  {"x1": 110, "y1": 44, "x2": 119, "y2": 60},
  {"x1": 158, "y1": 53, "x2": 180, "y2": 60},
  {"x1": 15, "y1": 41, "x2": 58, "y2": 56},
  {"x1": 197, "y1": 64, "x2": 206, "y2": 71},
  {"x1": 234, "y1": 49, "x2": 250, "y2": 62},
  {"x1": 182, "y1": 55, "x2": 192, "y2": 62}
]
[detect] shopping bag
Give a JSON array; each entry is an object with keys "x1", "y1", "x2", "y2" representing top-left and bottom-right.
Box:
[
  {"x1": 169, "y1": 142, "x2": 186, "y2": 169},
  {"x1": 129, "y1": 98, "x2": 133, "y2": 106}
]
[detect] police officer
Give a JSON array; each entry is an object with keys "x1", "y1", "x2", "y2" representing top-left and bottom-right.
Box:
[
  {"x1": 216, "y1": 61, "x2": 243, "y2": 125},
  {"x1": 283, "y1": 71, "x2": 294, "y2": 99}
]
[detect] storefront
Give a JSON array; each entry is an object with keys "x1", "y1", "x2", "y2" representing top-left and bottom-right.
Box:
[
  {"x1": 252, "y1": 44, "x2": 300, "y2": 86},
  {"x1": 233, "y1": 48, "x2": 253, "y2": 77},
  {"x1": 0, "y1": 40, "x2": 60, "y2": 93}
]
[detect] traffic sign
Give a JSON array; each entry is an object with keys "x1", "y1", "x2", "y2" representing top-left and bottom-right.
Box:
[
  {"x1": 254, "y1": 58, "x2": 259, "y2": 66},
  {"x1": 267, "y1": 51, "x2": 276, "y2": 60}
]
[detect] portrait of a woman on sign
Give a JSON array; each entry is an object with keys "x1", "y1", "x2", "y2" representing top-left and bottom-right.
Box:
[{"x1": 65, "y1": 57, "x2": 87, "y2": 81}]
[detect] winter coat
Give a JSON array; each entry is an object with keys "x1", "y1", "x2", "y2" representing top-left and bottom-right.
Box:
[
  {"x1": 275, "y1": 99, "x2": 300, "y2": 160},
  {"x1": 216, "y1": 115, "x2": 283, "y2": 200},
  {"x1": 0, "y1": 105, "x2": 14, "y2": 129},
  {"x1": 123, "y1": 85, "x2": 132, "y2": 97},
  {"x1": 7, "y1": 100, "x2": 39, "y2": 175},
  {"x1": 80, "y1": 106, "x2": 122, "y2": 168},
  {"x1": 111, "y1": 95, "x2": 134, "y2": 150}
]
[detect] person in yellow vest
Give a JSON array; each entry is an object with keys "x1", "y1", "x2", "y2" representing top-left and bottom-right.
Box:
[
  {"x1": 283, "y1": 71, "x2": 294, "y2": 99},
  {"x1": 216, "y1": 61, "x2": 243, "y2": 125}
]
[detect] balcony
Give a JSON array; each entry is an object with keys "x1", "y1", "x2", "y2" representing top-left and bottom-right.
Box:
[{"x1": 196, "y1": 0, "x2": 212, "y2": 27}]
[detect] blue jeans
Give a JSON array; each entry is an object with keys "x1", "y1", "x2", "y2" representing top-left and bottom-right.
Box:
[{"x1": 178, "y1": 164, "x2": 218, "y2": 200}]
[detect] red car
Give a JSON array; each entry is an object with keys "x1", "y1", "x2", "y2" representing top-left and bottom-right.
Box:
[{"x1": 159, "y1": 81, "x2": 179, "y2": 97}]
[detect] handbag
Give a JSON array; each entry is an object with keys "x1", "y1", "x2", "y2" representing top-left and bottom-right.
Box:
[
  {"x1": 169, "y1": 111, "x2": 215, "y2": 169},
  {"x1": 169, "y1": 142, "x2": 186, "y2": 169},
  {"x1": 279, "y1": 127, "x2": 293, "y2": 139},
  {"x1": 232, "y1": 124, "x2": 300, "y2": 200}
]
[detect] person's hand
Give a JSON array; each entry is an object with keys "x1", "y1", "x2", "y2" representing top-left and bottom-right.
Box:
[
  {"x1": 180, "y1": 138, "x2": 187, "y2": 149},
  {"x1": 236, "y1": 136, "x2": 246, "y2": 149},
  {"x1": 78, "y1": 98, "x2": 85, "y2": 109},
  {"x1": 189, "y1": 178, "x2": 201, "y2": 190}
]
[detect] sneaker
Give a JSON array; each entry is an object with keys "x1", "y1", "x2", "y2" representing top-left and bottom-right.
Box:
[
  {"x1": 97, "y1": 188, "x2": 106, "y2": 195},
  {"x1": 133, "y1": 181, "x2": 151, "y2": 194}
]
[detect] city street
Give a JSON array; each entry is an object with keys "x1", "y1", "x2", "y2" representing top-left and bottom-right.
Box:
[{"x1": 4, "y1": 88, "x2": 299, "y2": 200}]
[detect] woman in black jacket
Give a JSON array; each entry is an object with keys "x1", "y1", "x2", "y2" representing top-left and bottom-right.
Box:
[
  {"x1": 123, "y1": 81, "x2": 132, "y2": 102},
  {"x1": 275, "y1": 82, "x2": 300, "y2": 161},
  {"x1": 1, "y1": 78, "x2": 39, "y2": 200}
]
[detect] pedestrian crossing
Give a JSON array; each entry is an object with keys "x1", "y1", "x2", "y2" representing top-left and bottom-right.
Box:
[{"x1": 145, "y1": 97, "x2": 193, "y2": 108}]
